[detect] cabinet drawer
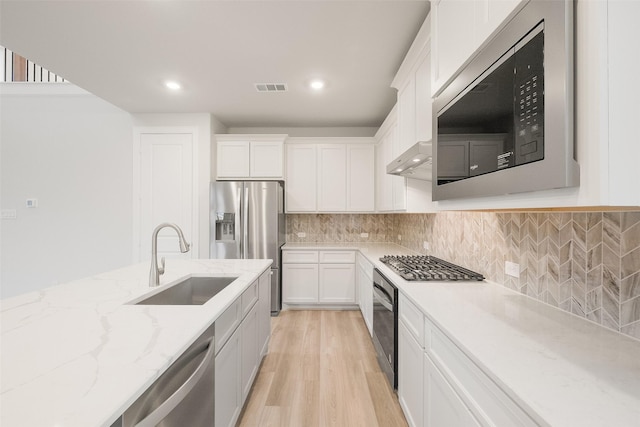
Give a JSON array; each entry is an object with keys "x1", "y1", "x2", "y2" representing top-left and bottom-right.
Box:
[
  {"x1": 215, "y1": 299, "x2": 241, "y2": 354},
  {"x1": 283, "y1": 250, "x2": 319, "y2": 263},
  {"x1": 399, "y1": 293, "x2": 425, "y2": 348},
  {"x1": 425, "y1": 316, "x2": 538, "y2": 427},
  {"x1": 241, "y1": 279, "x2": 259, "y2": 318},
  {"x1": 319, "y1": 250, "x2": 356, "y2": 264}
]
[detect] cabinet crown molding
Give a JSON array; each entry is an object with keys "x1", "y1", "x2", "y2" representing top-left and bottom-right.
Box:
[
  {"x1": 215, "y1": 134, "x2": 288, "y2": 142},
  {"x1": 391, "y1": 14, "x2": 432, "y2": 90}
]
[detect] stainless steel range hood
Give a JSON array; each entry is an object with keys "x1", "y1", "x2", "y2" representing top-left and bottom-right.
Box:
[{"x1": 386, "y1": 140, "x2": 433, "y2": 181}]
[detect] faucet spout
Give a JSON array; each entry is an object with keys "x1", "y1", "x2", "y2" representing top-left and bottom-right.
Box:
[{"x1": 149, "y1": 223, "x2": 191, "y2": 287}]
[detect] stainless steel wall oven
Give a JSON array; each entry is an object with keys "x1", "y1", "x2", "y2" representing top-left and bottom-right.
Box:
[{"x1": 372, "y1": 269, "x2": 398, "y2": 390}]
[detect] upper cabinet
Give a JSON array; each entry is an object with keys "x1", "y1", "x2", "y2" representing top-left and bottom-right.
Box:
[
  {"x1": 285, "y1": 138, "x2": 375, "y2": 213},
  {"x1": 375, "y1": 107, "x2": 406, "y2": 212},
  {"x1": 392, "y1": 16, "x2": 433, "y2": 153},
  {"x1": 216, "y1": 134, "x2": 286, "y2": 180},
  {"x1": 431, "y1": 0, "x2": 524, "y2": 97}
]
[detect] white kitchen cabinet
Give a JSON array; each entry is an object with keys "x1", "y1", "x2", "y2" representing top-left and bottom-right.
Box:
[
  {"x1": 282, "y1": 249, "x2": 356, "y2": 306},
  {"x1": 257, "y1": 270, "x2": 271, "y2": 357},
  {"x1": 356, "y1": 253, "x2": 373, "y2": 336},
  {"x1": 241, "y1": 303, "x2": 259, "y2": 401},
  {"x1": 399, "y1": 321, "x2": 425, "y2": 427},
  {"x1": 347, "y1": 144, "x2": 375, "y2": 212},
  {"x1": 216, "y1": 134, "x2": 285, "y2": 180},
  {"x1": 215, "y1": 326, "x2": 241, "y2": 427},
  {"x1": 397, "y1": 77, "x2": 417, "y2": 155},
  {"x1": 217, "y1": 140, "x2": 250, "y2": 178},
  {"x1": 319, "y1": 263, "x2": 356, "y2": 304},
  {"x1": 424, "y1": 353, "x2": 481, "y2": 427},
  {"x1": 282, "y1": 263, "x2": 319, "y2": 304},
  {"x1": 431, "y1": 0, "x2": 523, "y2": 97},
  {"x1": 215, "y1": 273, "x2": 270, "y2": 427},
  {"x1": 286, "y1": 138, "x2": 376, "y2": 213},
  {"x1": 375, "y1": 108, "x2": 406, "y2": 212},
  {"x1": 317, "y1": 144, "x2": 347, "y2": 211},
  {"x1": 285, "y1": 144, "x2": 317, "y2": 212}
]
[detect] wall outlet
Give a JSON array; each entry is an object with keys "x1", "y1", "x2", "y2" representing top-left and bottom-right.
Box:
[
  {"x1": 26, "y1": 198, "x2": 38, "y2": 208},
  {"x1": 398, "y1": 234, "x2": 402, "y2": 241},
  {"x1": 1, "y1": 209, "x2": 17, "y2": 220},
  {"x1": 505, "y1": 261, "x2": 520, "y2": 278},
  {"x1": 360, "y1": 232, "x2": 369, "y2": 238},
  {"x1": 297, "y1": 232, "x2": 306, "y2": 238},
  {"x1": 423, "y1": 241, "x2": 430, "y2": 250}
]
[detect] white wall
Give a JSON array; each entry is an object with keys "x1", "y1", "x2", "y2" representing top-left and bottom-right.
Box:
[
  {"x1": 131, "y1": 114, "x2": 213, "y2": 258},
  {"x1": 0, "y1": 84, "x2": 133, "y2": 298}
]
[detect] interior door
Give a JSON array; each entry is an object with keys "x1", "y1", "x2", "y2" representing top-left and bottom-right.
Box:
[{"x1": 138, "y1": 132, "x2": 194, "y2": 262}]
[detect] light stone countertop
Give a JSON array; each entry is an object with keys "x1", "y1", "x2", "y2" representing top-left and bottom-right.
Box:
[
  {"x1": 0, "y1": 258, "x2": 271, "y2": 427},
  {"x1": 284, "y1": 242, "x2": 640, "y2": 427}
]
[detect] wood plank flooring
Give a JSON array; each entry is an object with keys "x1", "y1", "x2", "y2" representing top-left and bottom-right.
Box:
[{"x1": 237, "y1": 310, "x2": 408, "y2": 427}]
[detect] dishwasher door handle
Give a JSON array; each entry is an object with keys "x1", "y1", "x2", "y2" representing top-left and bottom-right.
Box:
[{"x1": 135, "y1": 337, "x2": 215, "y2": 427}]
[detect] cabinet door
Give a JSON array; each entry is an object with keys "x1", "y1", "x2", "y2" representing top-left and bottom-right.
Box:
[
  {"x1": 241, "y1": 303, "x2": 259, "y2": 402},
  {"x1": 215, "y1": 328, "x2": 241, "y2": 427},
  {"x1": 251, "y1": 141, "x2": 283, "y2": 178},
  {"x1": 399, "y1": 321, "x2": 424, "y2": 427},
  {"x1": 285, "y1": 144, "x2": 317, "y2": 212},
  {"x1": 474, "y1": 0, "x2": 522, "y2": 45},
  {"x1": 282, "y1": 263, "x2": 319, "y2": 303},
  {"x1": 217, "y1": 140, "x2": 250, "y2": 178},
  {"x1": 318, "y1": 264, "x2": 355, "y2": 304},
  {"x1": 432, "y1": 0, "x2": 476, "y2": 96},
  {"x1": 398, "y1": 77, "x2": 417, "y2": 154},
  {"x1": 257, "y1": 270, "x2": 271, "y2": 357},
  {"x1": 424, "y1": 353, "x2": 481, "y2": 427},
  {"x1": 376, "y1": 138, "x2": 393, "y2": 212},
  {"x1": 347, "y1": 144, "x2": 375, "y2": 212},
  {"x1": 415, "y1": 51, "x2": 432, "y2": 143},
  {"x1": 317, "y1": 144, "x2": 347, "y2": 211}
]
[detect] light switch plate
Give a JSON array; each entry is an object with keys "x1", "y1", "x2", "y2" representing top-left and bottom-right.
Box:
[
  {"x1": 505, "y1": 261, "x2": 520, "y2": 278},
  {"x1": 360, "y1": 232, "x2": 369, "y2": 238},
  {"x1": 398, "y1": 235, "x2": 402, "y2": 241}
]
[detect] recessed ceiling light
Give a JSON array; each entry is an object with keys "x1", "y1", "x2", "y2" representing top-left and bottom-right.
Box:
[
  {"x1": 310, "y1": 80, "x2": 325, "y2": 90},
  {"x1": 165, "y1": 81, "x2": 181, "y2": 90}
]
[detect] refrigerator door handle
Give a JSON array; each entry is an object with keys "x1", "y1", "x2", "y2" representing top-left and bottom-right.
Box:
[
  {"x1": 243, "y1": 186, "x2": 249, "y2": 259},
  {"x1": 236, "y1": 186, "x2": 242, "y2": 257}
]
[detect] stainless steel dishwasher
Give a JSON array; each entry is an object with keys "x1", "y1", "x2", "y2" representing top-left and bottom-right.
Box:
[{"x1": 121, "y1": 323, "x2": 215, "y2": 427}]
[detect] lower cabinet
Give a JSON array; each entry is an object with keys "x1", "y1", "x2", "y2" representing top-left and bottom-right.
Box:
[
  {"x1": 398, "y1": 321, "x2": 424, "y2": 427},
  {"x1": 215, "y1": 270, "x2": 271, "y2": 427},
  {"x1": 215, "y1": 327, "x2": 241, "y2": 427},
  {"x1": 398, "y1": 292, "x2": 538, "y2": 427},
  {"x1": 356, "y1": 253, "x2": 373, "y2": 336},
  {"x1": 423, "y1": 353, "x2": 481, "y2": 427},
  {"x1": 282, "y1": 250, "x2": 356, "y2": 306}
]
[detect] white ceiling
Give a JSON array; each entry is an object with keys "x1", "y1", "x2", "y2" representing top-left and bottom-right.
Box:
[{"x1": 0, "y1": 0, "x2": 430, "y2": 128}]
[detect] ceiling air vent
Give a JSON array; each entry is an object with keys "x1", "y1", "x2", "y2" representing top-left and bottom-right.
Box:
[{"x1": 255, "y1": 83, "x2": 288, "y2": 92}]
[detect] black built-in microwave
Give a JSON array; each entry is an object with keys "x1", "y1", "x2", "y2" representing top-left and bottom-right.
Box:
[{"x1": 433, "y1": 0, "x2": 579, "y2": 201}]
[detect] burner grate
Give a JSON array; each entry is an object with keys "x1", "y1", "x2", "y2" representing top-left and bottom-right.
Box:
[{"x1": 380, "y1": 255, "x2": 484, "y2": 281}]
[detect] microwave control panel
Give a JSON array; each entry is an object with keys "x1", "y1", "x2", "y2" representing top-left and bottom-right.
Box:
[{"x1": 514, "y1": 30, "x2": 544, "y2": 165}]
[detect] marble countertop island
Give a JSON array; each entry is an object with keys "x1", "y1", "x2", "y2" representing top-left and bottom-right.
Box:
[{"x1": 0, "y1": 259, "x2": 271, "y2": 427}]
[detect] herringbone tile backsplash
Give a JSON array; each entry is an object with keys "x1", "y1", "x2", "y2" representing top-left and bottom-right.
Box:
[{"x1": 286, "y1": 211, "x2": 640, "y2": 340}]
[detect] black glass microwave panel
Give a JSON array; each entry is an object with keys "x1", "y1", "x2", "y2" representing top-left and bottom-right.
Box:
[{"x1": 437, "y1": 29, "x2": 544, "y2": 185}]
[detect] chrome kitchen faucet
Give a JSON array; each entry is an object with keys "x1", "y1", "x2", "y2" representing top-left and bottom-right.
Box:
[{"x1": 149, "y1": 223, "x2": 190, "y2": 287}]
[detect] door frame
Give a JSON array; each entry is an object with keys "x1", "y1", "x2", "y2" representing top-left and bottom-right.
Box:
[{"x1": 132, "y1": 126, "x2": 200, "y2": 262}]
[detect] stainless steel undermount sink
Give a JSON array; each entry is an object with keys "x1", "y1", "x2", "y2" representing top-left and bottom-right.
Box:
[{"x1": 133, "y1": 276, "x2": 238, "y2": 305}]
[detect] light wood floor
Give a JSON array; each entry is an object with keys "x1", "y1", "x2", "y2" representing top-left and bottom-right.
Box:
[{"x1": 237, "y1": 310, "x2": 409, "y2": 427}]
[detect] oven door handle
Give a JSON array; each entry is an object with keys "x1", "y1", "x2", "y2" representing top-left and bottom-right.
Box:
[{"x1": 373, "y1": 284, "x2": 394, "y2": 312}]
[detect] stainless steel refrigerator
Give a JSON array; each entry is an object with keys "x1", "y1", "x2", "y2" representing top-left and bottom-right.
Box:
[{"x1": 210, "y1": 181, "x2": 285, "y2": 314}]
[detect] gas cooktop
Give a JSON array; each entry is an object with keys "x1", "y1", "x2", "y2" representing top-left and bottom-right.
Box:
[{"x1": 380, "y1": 255, "x2": 485, "y2": 282}]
